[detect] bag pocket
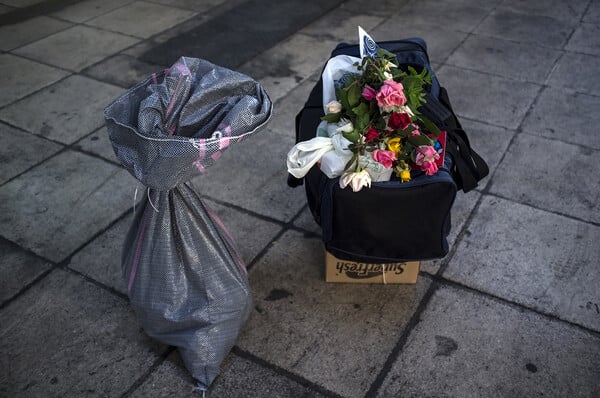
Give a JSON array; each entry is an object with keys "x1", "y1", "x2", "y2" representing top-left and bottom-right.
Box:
[{"x1": 320, "y1": 168, "x2": 457, "y2": 263}]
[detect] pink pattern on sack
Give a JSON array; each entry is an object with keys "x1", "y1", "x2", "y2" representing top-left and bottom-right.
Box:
[
  {"x1": 205, "y1": 206, "x2": 247, "y2": 274},
  {"x1": 193, "y1": 139, "x2": 207, "y2": 172},
  {"x1": 128, "y1": 209, "x2": 151, "y2": 294},
  {"x1": 170, "y1": 62, "x2": 191, "y2": 77}
]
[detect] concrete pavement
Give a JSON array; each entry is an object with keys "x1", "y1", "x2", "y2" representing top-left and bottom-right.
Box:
[{"x1": 1, "y1": 0, "x2": 599, "y2": 397}]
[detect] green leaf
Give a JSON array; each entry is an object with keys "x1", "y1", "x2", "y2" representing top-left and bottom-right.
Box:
[
  {"x1": 352, "y1": 102, "x2": 369, "y2": 116},
  {"x1": 396, "y1": 152, "x2": 412, "y2": 162},
  {"x1": 356, "y1": 112, "x2": 370, "y2": 131},
  {"x1": 418, "y1": 115, "x2": 441, "y2": 136},
  {"x1": 343, "y1": 129, "x2": 361, "y2": 143},
  {"x1": 344, "y1": 153, "x2": 358, "y2": 171},
  {"x1": 347, "y1": 83, "x2": 361, "y2": 108},
  {"x1": 407, "y1": 134, "x2": 434, "y2": 147},
  {"x1": 336, "y1": 88, "x2": 351, "y2": 114},
  {"x1": 376, "y1": 48, "x2": 397, "y2": 62},
  {"x1": 320, "y1": 112, "x2": 342, "y2": 123}
]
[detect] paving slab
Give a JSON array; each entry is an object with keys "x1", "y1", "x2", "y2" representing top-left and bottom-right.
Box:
[
  {"x1": 0, "y1": 150, "x2": 136, "y2": 262},
  {"x1": 436, "y1": 65, "x2": 541, "y2": 129},
  {"x1": 420, "y1": 189, "x2": 481, "y2": 275},
  {"x1": 0, "y1": 122, "x2": 63, "y2": 185},
  {"x1": 190, "y1": 76, "x2": 322, "y2": 222},
  {"x1": 0, "y1": 5, "x2": 13, "y2": 14},
  {"x1": 237, "y1": 230, "x2": 431, "y2": 398},
  {"x1": 498, "y1": 0, "x2": 589, "y2": 22},
  {"x1": 130, "y1": 351, "x2": 328, "y2": 397},
  {"x1": 0, "y1": 53, "x2": 69, "y2": 108},
  {"x1": 584, "y1": 0, "x2": 600, "y2": 23},
  {"x1": 447, "y1": 34, "x2": 562, "y2": 84},
  {"x1": 13, "y1": 25, "x2": 139, "y2": 71},
  {"x1": 444, "y1": 195, "x2": 600, "y2": 332},
  {"x1": 371, "y1": 17, "x2": 468, "y2": 63},
  {"x1": 82, "y1": 54, "x2": 162, "y2": 88},
  {"x1": 377, "y1": 285, "x2": 600, "y2": 397},
  {"x1": 199, "y1": 198, "x2": 284, "y2": 265},
  {"x1": 0, "y1": 15, "x2": 72, "y2": 51},
  {"x1": 145, "y1": 0, "x2": 228, "y2": 12},
  {"x1": 139, "y1": 0, "x2": 343, "y2": 69},
  {"x1": 546, "y1": 52, "x2": 600, "y2": 96},
  {"x1": 51, "y1": 0, "x2": 134, "y2": 23},
  {"x1": 292, "y1": 207, "x2": 322, "y2": 236},
  {"x1": 565, "y1": 23, "x2": 600, "y2": 56},
  {"x1": 460, "y1": 118, "x2": 516, "y2": 175},
  {"x1": 191, "y1": 127, "x2": 304, "y2": 222},
  {"x1": 421, "y1": 0, "x2": 504, "y2": 10},
  {"x1": 300, "y1": 7, "x2": 384, "y2": 43},
  {"x1": 68, "y1": 213, "x2": 131, "y2": 295},
  {"x1": 69, "y1": 196, "x2": 282, "y2": 294},
  {"x1": 373, "y1": 0, "x2": 490, "y2": 34},
  {"x1": 0, "y1": 237, "x2": 52, "y2": 305},
  {"x1": 256, "y1": 70, "x2": 319, "y2": 137},
  {"x1": 339, "y1": 0, "x2": 411, "y2": 16},
  {"x1": 0, "y1": 75, "x2": 123, "y2": 144},
  {"x1": 0, "y1": 268, "x2": 165, "y2": 397},
  {"x1": 119, "y1": 13, "x2": 211, "y2": 65},
  {"x1": 522, "y1": 86, "x2": 600, "y2": 151},
  {"x1": 73, "y1": 127, "x2": 119, "y2": 163},
  {"x1": 85, "y1": 1, "x2": 195, "y2": 39},
  {"x1": 238, "y1": 33, "x2": 338, "y2": 104},
  {"x1": 490, "y1": 133, "x2": 600, "y2": 224},
  {"x1": 211, "y1": 353, "x2": 329, "y2": 398},
  {"x1": 475, "y1": 9, "x2": 574, "y2": 49},
  {"x1": 1, "y1": 0, "x2": 43, "y2": 6}
]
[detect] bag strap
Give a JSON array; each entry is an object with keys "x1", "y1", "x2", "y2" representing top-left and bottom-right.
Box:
[{"x1": 437, "y1": 87, "x2": 489, "y2": 193}]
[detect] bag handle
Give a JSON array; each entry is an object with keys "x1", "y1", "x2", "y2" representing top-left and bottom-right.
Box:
[{"x1": 438, "y1": 87, "x2": 489, "y2": 193}]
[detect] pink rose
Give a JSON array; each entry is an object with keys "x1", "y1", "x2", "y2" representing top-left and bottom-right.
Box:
[
  {"x1": 415, "y1": 145, "x2": 439, "y2": 163},
  {"x1": 362, "y1": 86, "x2": 377, "y2": 101},
  {"x1": 410, "y1": 124, "x2": 421, "y2": 136},
  {"x1": 422, "y1": 161, "x2": 438, "y2": 176},
  {"x1": 376, "y1": 80, "x2": 406, "y2": 111},
  {"x1": 372, "y1": 149, "x2": 397, "y2": 169},
  {"x1": 414, "y1": 145, "x2": 440, "y2": 176}
]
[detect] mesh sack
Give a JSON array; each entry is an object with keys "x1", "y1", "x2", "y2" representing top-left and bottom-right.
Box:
[{"x1": 104, "y1": 57, "x2": 272, "y2": 390}]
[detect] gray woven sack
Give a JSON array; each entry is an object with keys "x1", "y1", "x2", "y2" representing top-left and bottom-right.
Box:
[{"x1": 104, "y1": 57, "x2": 272, "y2": 390}]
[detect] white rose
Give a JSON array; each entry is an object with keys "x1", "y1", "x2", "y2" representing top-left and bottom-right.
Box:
[
  {"x1": 339, "y1": 170, "x2": 372, "y2": 192},
  {"x1": 326, "y1": 100, "x2": 342, "y2": 114},
  {"x1": 383, "y1": 71, "x2": 393, "y2": 80}
]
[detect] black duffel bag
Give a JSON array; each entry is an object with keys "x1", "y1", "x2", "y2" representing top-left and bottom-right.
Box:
[{"x1": 288, "y1": 38, "x2": 488, "y2": 263}]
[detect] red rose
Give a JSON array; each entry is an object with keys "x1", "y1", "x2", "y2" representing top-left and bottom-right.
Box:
[
  {"x1": 364, "y1": 127, "x2": 380, "y2": 142},
  {"x1": 387, "y1": 112, "x2": 411, "y2": 130}
]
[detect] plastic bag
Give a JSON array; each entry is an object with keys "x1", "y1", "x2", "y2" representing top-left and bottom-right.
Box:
[{"x1": 104, "y1": 57, "x2": 272, "y2": 390}]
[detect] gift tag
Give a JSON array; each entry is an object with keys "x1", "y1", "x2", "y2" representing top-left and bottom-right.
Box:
[{"x1": 358, "y1": 26, "x2": 379, "y2": 58}]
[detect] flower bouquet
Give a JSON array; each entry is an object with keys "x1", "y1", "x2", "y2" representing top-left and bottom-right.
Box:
[{"x1": 288, "y1": 27, "x2": 445, "y2": 192}]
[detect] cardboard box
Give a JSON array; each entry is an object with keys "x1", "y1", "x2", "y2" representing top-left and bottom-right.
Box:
[{"x1": 325, "y1": 251, "x2": 420, "y2": 284}]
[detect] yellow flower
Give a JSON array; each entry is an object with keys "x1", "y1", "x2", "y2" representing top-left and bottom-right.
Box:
[
  {"x1": 387, "y1": 137, "x2": 401, "y2": 154},
  {"x1": 400, "y1": 169, "x2": 411, "y2": 182}
]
